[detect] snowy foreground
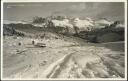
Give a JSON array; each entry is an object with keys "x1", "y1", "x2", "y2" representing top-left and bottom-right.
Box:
[{"x1": 3, "y1": 36, "x2": 125, "y2": 79}]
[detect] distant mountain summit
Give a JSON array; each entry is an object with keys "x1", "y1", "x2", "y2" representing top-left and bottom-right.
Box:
[
  {"x1": 94, "y1": 18, "x2": 113, "y2": 29},
  {"x1": 95, "y1": 18, "x2": 113, "y2": 25}
]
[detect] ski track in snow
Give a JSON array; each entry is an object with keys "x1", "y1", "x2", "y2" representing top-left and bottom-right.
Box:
[{"x1": 3, "y1": 36, "x2": 125, "y2": 79}]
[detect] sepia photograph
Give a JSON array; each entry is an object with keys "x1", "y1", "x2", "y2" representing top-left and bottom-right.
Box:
[{"x1": 1, "y1": 0, "x2": 127, "y2": 80}]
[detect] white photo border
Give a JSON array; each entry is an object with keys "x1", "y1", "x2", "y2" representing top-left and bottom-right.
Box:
[{"x1": 1, "y1": 0, "x2": 127, "y2": 80}]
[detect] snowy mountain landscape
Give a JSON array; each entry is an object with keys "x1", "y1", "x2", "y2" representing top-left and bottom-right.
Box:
[{"x1": 2, "y1": 2, "x2": 126, "y2": 79}]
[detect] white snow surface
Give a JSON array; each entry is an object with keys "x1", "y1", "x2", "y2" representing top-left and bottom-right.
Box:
[
  {"x1": 3, "y1": 20, "x2": 29, "y2": 24},
  {"x1": 73, "y1": 18, "x2": 94, "y2": 28},
  {"x1": 51, "y1": 19, "x2": 73, "y2": 28},
  {"x1": 3, "y1": 35, "x2": 125, "y2": 79}
]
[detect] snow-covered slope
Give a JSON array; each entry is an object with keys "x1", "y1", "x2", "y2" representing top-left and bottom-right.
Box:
[
  {"x1": 116, "y1": 24, "x2": 125, "y2": 28},
  {"x1": 3, "y1": 20, "x2": 29, "y2": 24},
  {"x1": 3, "y1": 20, "x2": 125, "y2": 79},
  {"x1": 94, "y1": 18, "x2": 113, "y2": 28},
  {"x1": 73, "y1": 18, "x2": 94, "y2": 30},
  {"x1": 39, "y1": 41, "x2": 125, "y2": 78},
  {"x1": 51, "y1": 19, "x2": 73, "y2": 28}
]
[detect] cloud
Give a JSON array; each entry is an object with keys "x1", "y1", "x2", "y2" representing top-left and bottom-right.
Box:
[
  {"x1": 4, "y1": 2, "x2": 124, "y2": 21},
  {"x1": 51, "y1": 3, "x2": 86, "y2": 16},
  {"x1": 69, "y1": 3, "x2": 86, "y2": 11}
]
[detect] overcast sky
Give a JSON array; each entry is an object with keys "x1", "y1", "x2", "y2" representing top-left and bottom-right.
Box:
[{"x1": 3, "y1": 2, "x2": 124, "y2": 21}]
